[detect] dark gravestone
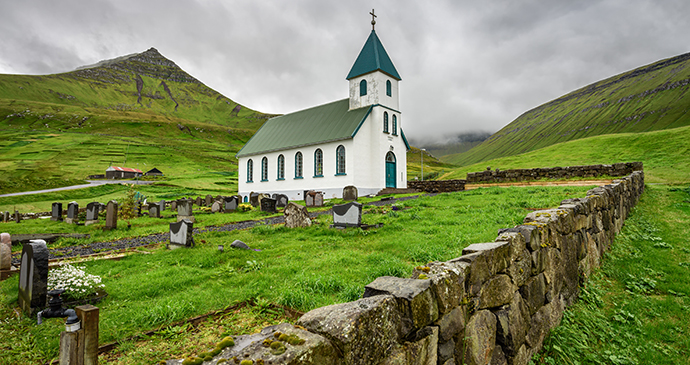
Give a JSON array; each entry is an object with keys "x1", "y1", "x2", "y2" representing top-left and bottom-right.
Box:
[
  {"x1": 237, "y1": 195, "x2": 243, "y2": 204},
  {"x1": 168, "y1": 219, "x2": 194, "y2": 249},
  {"x1": 272, "y1": 193, "x2": 278, "y2": 199},
  {"x1": 275, "y1": 194, "x2": 289, "y2": 208},
  {"x1": 3, "y1": 211, "x2": 8, "y2": 223},
  {"x1": 314, "y1": 192, "x2": 324, "y2": 207},
  {"x1": 85, "y1": 202, "x2": 100, "y2": 226},
  {"x1": 105, "y1": 201, "x2": 118, "y2": 231},
  {"x1": 205, "y1": 195, "x2": 213, "y2": 207},
  {"x1": 177, "y1": 199, "x2": 194, "y2": 223},
  {"x1": 14, "y1": 210, "x2": 21, "y2": 224},
  {"x1": 65, "y1": 201, "x2": 79, "y2": 224},
  {"x1": 149, "y1": 201, "x2": 162, "y2": 218},
  {"x1": 170, "y1": 200, "x2": 177, "y2": 211},
  {"x1": 223, "y1": 196, "x2": 239, "y2": 212},
  {"x1": 305, "y1": 190, "x2": 316, "y2": 207},
  {"x1": 18, "y1": 240, "x2": 49, "y2": 314},
  {"x1": 250, "y1": 192, "x2": 260, "y2": 207},
  {"x1": 343, "y1": 185, "x2": 358, "y2": 201},
  {"x1": 195, "y1": 197, "x2": 203, "y2": 206},
  {"x1": 260, "y1": 197, "x2": 277, "y2": 213},
  {"x1": 51, "y1": 203, "x2": 63, "y2": 222},
  {"x1": 332, "y1": 201, "x2": 363, "y2": 228}
]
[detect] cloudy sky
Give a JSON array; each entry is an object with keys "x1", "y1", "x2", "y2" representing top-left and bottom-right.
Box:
[{"x1": 1, "y1": 0, "x2": 689, "y2": 144}]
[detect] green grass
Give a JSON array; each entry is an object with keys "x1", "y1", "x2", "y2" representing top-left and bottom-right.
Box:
[
  {"x1": 533, "y1": 185, "x2": 690, "y2": 364},
  {"x1": 444, "y1": 53, "x2": 690, "y2": 167},
  {"x1": 0, "y1": 185, "x2": 592, "y2": 364},
  {"x1": 440, "y1": 125, "x2": 690, "y2": 184}
]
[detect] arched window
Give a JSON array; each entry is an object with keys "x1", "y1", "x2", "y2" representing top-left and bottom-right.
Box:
[
  {"x1": 261, "y1": 157, "x2": 268, "y2": 181},
  {"x1": 360, "y1": 79, "x2": 367, "y2": 96},
  {"x1": 386, "y1": 80, "x2": 392, "y2": 96},
  {"x1": 246, "y1": 159, "x2": 253, "y2": 182},
  {"x1": 336, "y1": 145, "x2": 346, "y2": 175},
  {"x1": 314, "y1": 149, "x2": 323, "y2": 177},
  {"x1": 383, "y1": 112, "x2": 389, "y2": 133},
  {"x1": 392, "y1": 115, "x2": 398, "y2": 135},
  {"x1": 295, "y1": 151, "x2": 303, "y2": 178},
  {"x1": 277, "y1": 154, "x2": 285, "y2": 180}
]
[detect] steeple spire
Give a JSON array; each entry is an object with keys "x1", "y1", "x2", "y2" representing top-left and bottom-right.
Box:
[{"x1": 370, "y1": 9, "x2": 377, "y2": 30}]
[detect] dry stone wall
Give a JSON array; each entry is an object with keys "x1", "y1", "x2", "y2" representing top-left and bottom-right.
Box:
[
  {"x1": 466, "y1": 162, "x2": 643, "y2": 184},
  {"x1": 173, "y1": 170, "x2": 644, "y2": 365},
  {"x1": 408, "y1": 179, "x2": 466, "y2": 193}
]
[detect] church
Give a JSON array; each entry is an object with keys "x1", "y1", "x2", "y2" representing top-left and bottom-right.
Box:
[{"x1": 236, "y1": 14, "x2": 409, "y2": 200}]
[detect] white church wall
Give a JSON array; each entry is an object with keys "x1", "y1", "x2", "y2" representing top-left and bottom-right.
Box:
[{"x1": 348, "y1": 72, "x2": 399, "y2": 111}]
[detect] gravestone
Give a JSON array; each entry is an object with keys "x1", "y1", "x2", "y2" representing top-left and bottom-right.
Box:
[
  {"x1": 205, "y1": 195, "x2": 213, "y2": 206},
  {"x1": 343, "y1": 185, "x2": 358, "y2": 201},
  {"x1": 223, "y1": 196, "x2": 239, "y2": 212},
  {"x1": 260, "y1": 197, "x2": 277, "y2": 213},
  {"x1": 170, "y1": 200, "x2": 177, "y2": 211},
  {"x1": 14, "y1": 210, "x2": 21, "y2": 224},
  {"x1": 237, "y1": 194, "x2": 243, "y2": 204},
  {"x1": 18, "y1": 240, "x2": 49, "y2": 314},
  {"x1": 250, "y1": 192, "x2": 260, "y2": 207},
  {"x1": 85, "y1": 202, "x2": 100, "y2": 226},
  {"x1": 195, "y1": 197, "x2": 203, "y2": 206},
  {"x1": 168, "y1": 219, "x2": 194, "y2": 249},
  {"x1": 314, "y1": 192, "x2": 324, "y2": 207},
  {"x1": 51, "y1": 202, "x2": 63, "y2": 222},
  {"x1": 65, "y1": 201, "x2": 79, "y2": 224},
  {"x1": 177, "y1": 199, "x2": 194, "y2": 223},
  {"x1": 275, "y1": 194, "x2": 289, "y2": 208},
  {"x1": 271, "y1": 193, "x2": 278, "y2": 199},
  {"x1": 284, "y1": 203, "x2": 312, "y2": 228},
  {"x1": 3, "y1": 211, "x2": 8, "y2": 223},
  {"x1": 211, "y1": 201, "x2": 222, "y2": 213},
  {"x1": 0, "y1": 232, "x2": 11, "y2": 271},
  {"x1": 332, "y1": 201, "x2": 363, "y2": 228},
  {"x1": 105, "y1": 201, "x2": 118, "y2": 231},
  {"x1": 149, "y1": 201, "x2": 163, "y2": 218}
]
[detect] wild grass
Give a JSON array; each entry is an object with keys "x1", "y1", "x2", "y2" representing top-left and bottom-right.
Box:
[
  {"x1": 533, "y1": 185, "x2": 690, "y2": 364},
  {"x1": 0, "y1": 185, "x2": 591, "y2": 364}
]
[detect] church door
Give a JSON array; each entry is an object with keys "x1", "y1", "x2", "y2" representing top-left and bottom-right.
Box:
[{"x1": 385, "y1": 152, "x2": 396, "y2": 188}]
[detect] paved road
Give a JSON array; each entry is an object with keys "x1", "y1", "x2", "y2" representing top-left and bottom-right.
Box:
[{"x1": 0, "y1": 180, "x2": 155, "y2": 198}]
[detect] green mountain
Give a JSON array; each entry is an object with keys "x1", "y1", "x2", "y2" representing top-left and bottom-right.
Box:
[
  {"x1": 444, "y1": 52, "x2": 690, "y2": 166},
  {"x1": 0, "y1": 48, "x2": 275, "y2": 193}
]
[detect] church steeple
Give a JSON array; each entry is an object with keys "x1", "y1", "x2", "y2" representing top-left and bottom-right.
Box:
[{"x1": 346, "y1": 29, "x2": 401, "y2": 81}]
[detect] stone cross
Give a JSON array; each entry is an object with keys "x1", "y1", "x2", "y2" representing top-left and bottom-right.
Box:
[
  {"x1": 85, "y1": 202, "x2": 100, "y2": 226},
  {"x1": 168, "y1": 219, "x2": 194, "y2": 249},
  {"x1": 51, "y1": 202, "x2": 63, "y2": 222},
  {"x1": 18, "y1": 240, "x2": 49, "y2": 314},
  {"x1": 105, "y1": 201, "x2": 118, "y2": 231},
  {"x1": 65, "y1": 201, "x2": 79, "y2": 224},
  {"x1": 332, "y1": 201, "x2": 363, "y2": 228}
]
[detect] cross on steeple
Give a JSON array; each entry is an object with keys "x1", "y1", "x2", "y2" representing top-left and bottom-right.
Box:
[{"x1": 370, "y1": 9, "x2": 377, "y2": 30}]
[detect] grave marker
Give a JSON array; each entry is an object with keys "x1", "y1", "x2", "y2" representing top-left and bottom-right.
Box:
[
  {"x1": 51, "y1": 203, "x2": 63, "y2": 222},
  {"x1": 65, "y1": 202, "x2": 79, "y2": 224},
  {"x1": 177, "y1": 199, "x2": 194, "y2": 222},
  {"x1": 18, "y1": 240, "x2": 49, "y2": 314},
  {"x1": 105, "y1": 201, "x2": 118, "y2": 231},
  {"x1": 314, "y1": 192, "x2": 324, "y2": 207},
  {"x1": 343, "y1": 185, "x2": 358, "y2": 201},
  {"x1": 168, "y1": 219, "x2": 194, "y2": 249},
  {"x1": 250, "y1": 192, "x2": 260, "y2": 207},
  {"x1": 0, "y1": 232, "x2": 11, "y2": 271},
  {"x1": 149, "y1": 201, "x2": 163, "y2": 218},
  {"x1": 14, "y1": 210, "x2": 21, "y2": 223},
  {"x1": 260, "y1": 197, "x2": 277, "y2": 213},
  {"x1": 275, "y1": 194, "x2": 289, "y2": 208},
  {"x1": 332, "y1": 201, "x2": 363, "y2": 228},
  {"x1": 305, "y1": 190, "x2": 316, "y2": 207},
  {"x1": 3, "y1": 211, "x2": 8, "y2": 223},
  {"x1": 284, "y1": 203, "x2": 312, "y2": 228},
  {"x1": 195, "y1": 197, "x2": 203, "y2": 206},
  {"x1": 223, "y1": 196, "x2": 239, "y2": 212},
  {"x1": 211, "y1": 201, "x2": 222, "y2": 213},
  {"x1": 205, "y1": 195, "x2": 213, "y2": 206},
  {"x1": 85, "y1": 202, "x2": 100, "y2": 226},
  {"x1": 170, "y1": 201, "x2": 177, "y2": 211}
]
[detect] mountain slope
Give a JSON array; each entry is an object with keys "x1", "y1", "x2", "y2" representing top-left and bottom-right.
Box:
[{"x1": 444, "y1": 52, "x2": 690, "y2": 166}]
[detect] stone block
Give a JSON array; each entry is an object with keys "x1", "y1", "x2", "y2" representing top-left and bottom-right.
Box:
[
  {"x1": 461, "y1": 241, "x2": 511, "y2": 275},
  {"x1": 298, "y1": 295, "x2": 404, "y2": 364},
  {"x1": 525, "y1": 298, "x2": 565, "y2": 350},
  {"x1": 478, "y1": 274, "x2": 516, "y2": 310},
  {"x1": 495, "y1": 230, "x2": 527, "y2": 261},
  {"x1": 435, "y1": 305, "x2": 466, "y2": 342},
  {"x1": 380, "y1": 326, "x2": 438, "y2": 365},
  {"x1": 463, "y1": 310, "x2": 497, "y2": 365},
  {"x1": 505, "y1": 247, "x2": 531, "y2": 288},
  {"x1": 530, "y1": 248, "x2": 547, "y2": 276},
  {"x1": 363, "y1": 276, "x2": 438, "y2": 331},
  {"x1": 511, "y1": 225, "x2": 542, "y2": 251},
  {"x1": 519, "y1": 273, "x2": 546, "y2": 316},
  {"x1": 413, "y1": 260, "x2": 468, "y2": 315},
  {"x1": 494, "y1": 292, "x2": 530, "y2": 357}
]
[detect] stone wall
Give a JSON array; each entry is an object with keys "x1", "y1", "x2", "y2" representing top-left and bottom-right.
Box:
[
  {"x1": 466, "y1": 162, "x2": 643, "y2": 184},
  {"x1": 408, "y1": 179, "x2": 466, "y2": 193},
  {"x1": 172, "y1": 170, "x2": 645, "y2": 365}
]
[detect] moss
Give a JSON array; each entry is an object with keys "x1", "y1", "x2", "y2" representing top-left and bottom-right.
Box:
[
  {"x1": 273, "y1": 331, "x2": 282, "y2": 339},
  {"x1": 418, "y1": 273, "x2": 429, "y2": 280},
  {"x1": 240, "y1": 360, "x2": 254, "y2": 365},
  {"x1": 262, "y1": 339, "x2": 273, "y2": 347},
  {"x1": 204, "y1": 356, "x2": 213, "y2": 362},
  {"x1": 270, "y1": 341, "x2": 283, "y2": 350},
  {"x1": 217, "y1": 359, "x2": 228, "y2": 364},
  {"x1": 256, "y1": 360, "x2": 264, "y2": 365},
  {"x1": 286, "y1": 334, "x2": 305, "y2": 346},
  {"x1": 181, "y1": 357, "x2": 203, "y2": 365},
  {"x1": 415, "y1": 265, "x2": 431, "y2": 273},
  {"x1": 218, "y1": 336, "x2": 235, "y2": 349},
  {"x1": 278, "y1": 333, "x2": 288, "y2": 342},
  {"x1": 293, "y1": 324, "x2": 306, "y2": 331}
]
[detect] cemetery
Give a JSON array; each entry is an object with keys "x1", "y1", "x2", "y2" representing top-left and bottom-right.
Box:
[{"x1": 0, "y1": 167, "x2": 659, "y2": 364}]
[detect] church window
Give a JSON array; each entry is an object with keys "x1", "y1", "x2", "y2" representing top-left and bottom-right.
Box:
[
  {"x1": 314, "y1": 149, "x2": 323, "y2": 177},
  {"x1": 383, "y1": 112, "x2": 389, "y2": 133},
  {"x1": 392, "y1": 115, "x2": 398, "y2": 135},
  {"x1": 360, "y1": 79, "x2": 367, "y2": 96},
  {"x1": 295, "y1": 151, "x2": 303, "y2": 178},
  {"x1": 386, "y1": 80, "x2": 392, "y2": 96},
  {"x1": 261, "y1": 157, "x2": 268, "y2": 181},
  {"x1": 277, "y1": 154, "x2": 285, "y2": 180},
  {"x1": 336, "y1": 145, "x2": 346, "y2": 175},
  {"x1": 246, "y1": 159, "x2": 253, "y2": 182}
]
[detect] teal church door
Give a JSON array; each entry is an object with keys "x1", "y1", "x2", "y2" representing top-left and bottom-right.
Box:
[{"x1": 385, "y1": 152, "x2": 396, "y2": 188}]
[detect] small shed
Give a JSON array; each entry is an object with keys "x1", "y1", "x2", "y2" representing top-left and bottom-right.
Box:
[
  {"x1": 105, "y1": 166, "x2": 143, "y2": 179},
  {"x1": 145, "y1": 168, "x2": 163, "y2": 176}
]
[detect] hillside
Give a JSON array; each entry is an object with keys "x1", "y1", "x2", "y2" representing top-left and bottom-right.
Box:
[
  {"x1": 0, "y1": 48, "x2": 275, "y2": 193},
  {"x1": 444, "y1": 52, "x2": 690, "y2": 166}
]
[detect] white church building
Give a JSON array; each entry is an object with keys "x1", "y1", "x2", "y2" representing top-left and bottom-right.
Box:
[{"x1": 236, "y1": 21, "x2": 409, "y2": 201}]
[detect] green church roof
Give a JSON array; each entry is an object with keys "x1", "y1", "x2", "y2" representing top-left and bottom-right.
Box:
[
  {"x1": 236, "y1": 99, "x2": 372, "y2": 158},
  {"x1": 346, "y1": 30, "x2": 401, "y2": 80}
]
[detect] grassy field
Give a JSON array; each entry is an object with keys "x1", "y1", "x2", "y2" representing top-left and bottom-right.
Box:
[
  {"x1": 0, "y1": 185, "x2": 592, "y2": 364},
  {"x1": 440, "y1": 125, "x2": 690, "y2": 185},
  {"x1": 533, "y1": 185, "x2": 690, "y2": 364}
]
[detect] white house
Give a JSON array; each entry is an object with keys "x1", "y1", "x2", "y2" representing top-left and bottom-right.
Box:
[{"x1": 236, "y1": 26, "x2": 409, "y2": 201}]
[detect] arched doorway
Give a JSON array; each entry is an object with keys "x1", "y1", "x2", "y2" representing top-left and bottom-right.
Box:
[{"x1": 385, "y1": 152, "x2": 396, "y2": 188}]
